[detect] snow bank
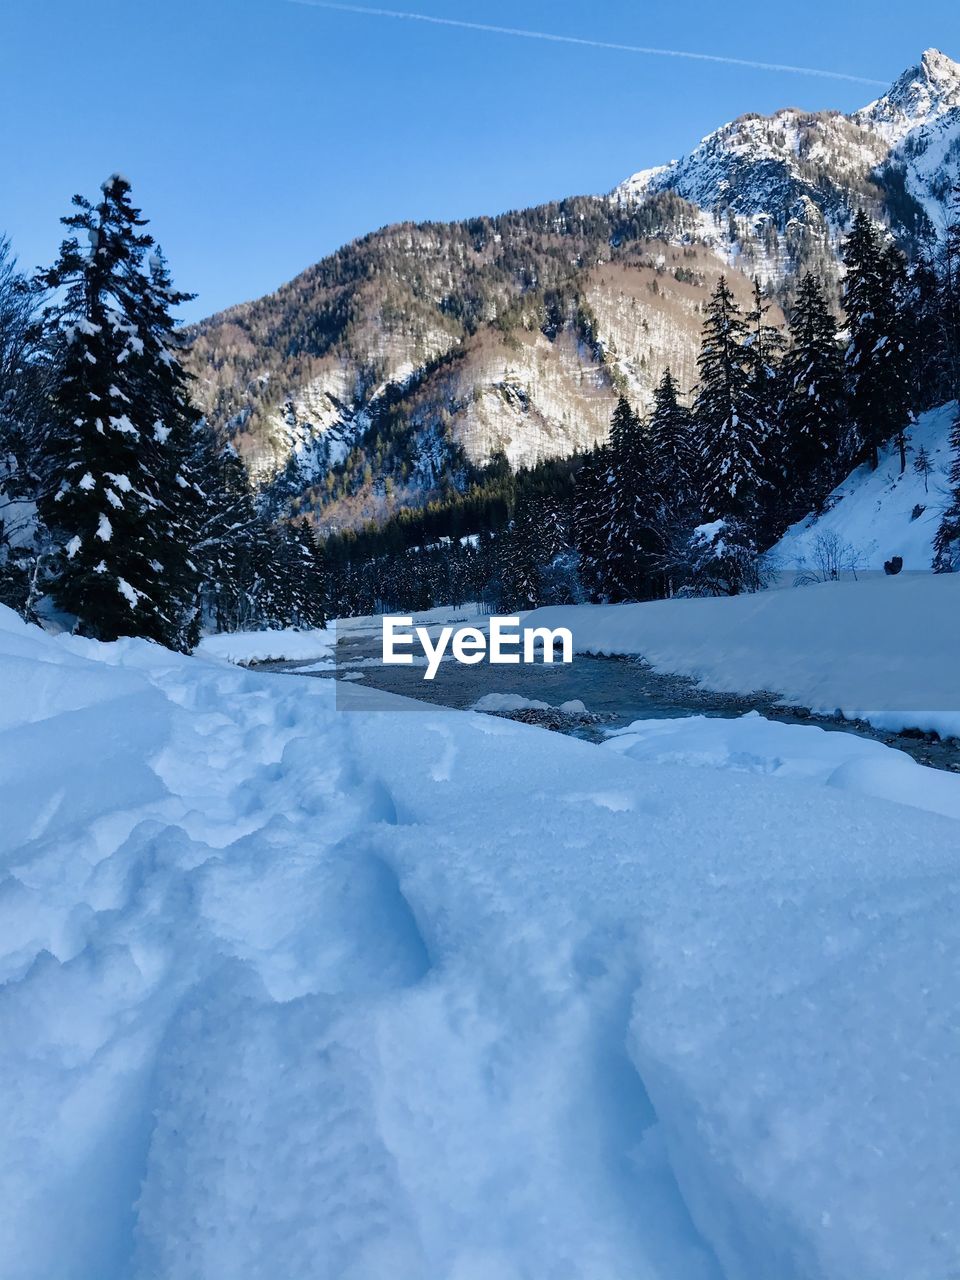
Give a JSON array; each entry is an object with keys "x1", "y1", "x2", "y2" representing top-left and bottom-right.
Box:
[
  {"x1": 196, "y1": 625, "x2": 334, "y2": 665},
  {"x1": 529, "y1": 573, "x2": 960, "y2": 739},
  {"x1": 771, "y1": 402, "x2": 957, "y2": 573},
  {"x1": 605, "y1": 711, "x2": 960, "y2": 821},
  {"x1": 196, "y1": 608, "x2": 489, "y2": 668},
  {"x1": 3, "y1": 602, "x2": 960, "y2": 1280}
]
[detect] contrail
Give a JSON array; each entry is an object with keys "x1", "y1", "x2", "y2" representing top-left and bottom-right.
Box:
[{"x1": 285, "y1": 0, "x2": 888, "y2": 87}]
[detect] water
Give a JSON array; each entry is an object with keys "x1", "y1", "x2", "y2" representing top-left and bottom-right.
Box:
[{"x1": 260, "y1": 628, "x2": 960, "y2": 772}]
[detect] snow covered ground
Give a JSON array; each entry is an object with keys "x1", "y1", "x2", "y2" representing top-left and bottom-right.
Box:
[
  {"x1": 195, "y1": 607, "x2": 489, "y2": 668},
  {"x1": 2, "y1": 602, "x2": 960, "y2": 1280},
  {"x1": 770, "y1": 402, "x2": 957, "y2": 573},
  {"x1": 197, "y1": 624, "x2": 336, "y2": 666},
  {"x1": 531, "y1": 572, "x2": 960, "y2": 740},
  {"x1": 604, "y1": 711, "x2": 960, "y2": 821}
]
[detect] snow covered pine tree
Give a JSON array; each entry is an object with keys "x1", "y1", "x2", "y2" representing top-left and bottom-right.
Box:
[
  {"x1": 688, "y1": 277, "x2": 765, "y2": 592},
  {"x1": 38, "y1": 176, "x2": 200, "y2": 648},
  {"x1": 573, "y1": 442, "x2": 613, "y2": 602},
  {"x1": 695, "y1": 277, "x2": 766, "y2": 527},
  {"x1": 933, "y1": 409, "x2": 960, "y2": 572},
  {"x1": 842, "y1": 210, "x2": 914, "y2": 473},
  {"x1": 781, "y1": 272, "x2": 848, "y2": 520},
  {"x1": 605, "y1": 395, "x2": 659, "y2": 601}
]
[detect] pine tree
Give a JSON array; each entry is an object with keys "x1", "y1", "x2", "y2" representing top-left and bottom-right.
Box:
[
  {"x1": 781, "y1": 272, "x2": 848, "y2": 520},
  {"x1": 685, "y1": 515, "x2": 762, "y2": 596},
  {"x1": 745, "y1": 278, "x2": 786, "y2": 403},
  {"x1": 649, "y1": 368, "x2": 695, "y2": 522},
  {"x1": 573, "y1": 443, "x2": 613, "y2": 601},
  {"x1": 191, "y1": 435, "x2": 257, "y2": 630},
  {"x1": 37, "y1": 177, "x2": 197, "y2": 647},
  {"x1": 500, "y1": 495, "x2": 546, "y2": 610},
  {"x1": 933, "y1": 409, "x2": 960, "y2": 573},
  {"x1": 909, "y1": 254, "x2": 950, "y2": 411},
  {"x1": 913, "y1": 443, "x2": 933, "y2": 493},
  {"x1": 943, "y1": 178, "x2": 960, "y2": 400},
  {"x1": 0, "y1": 237, "x2": 45, "y2": 614},
  {"x1": 605, "y1": 396, "x2": 659, "y2": 601},
  {"x1": 694, "y1": 277, "x2": 765, "y2": 526},
  {"x1": 842, "y1": 210, "x2": 914, "y2": 472}
]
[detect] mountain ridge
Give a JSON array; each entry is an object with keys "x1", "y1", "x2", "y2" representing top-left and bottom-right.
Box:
[{"x1": 616, "y1": 48, "x2": 960, "y2": 284}]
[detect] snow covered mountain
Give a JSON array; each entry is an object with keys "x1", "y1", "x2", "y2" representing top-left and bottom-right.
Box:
[
  {"x1": 189, "y1": 206, "x2": 755, "y2": 526},
  {"x1": 616, "y1": 49, "x2": 960, "y2": 286},
  {"x1": 189, "y1": 50, "x2": 960, "y2": 532}
]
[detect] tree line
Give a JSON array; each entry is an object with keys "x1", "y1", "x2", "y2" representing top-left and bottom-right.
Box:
[{"x1": 573, "y1": 197, "x2": 960, "y2": 600}]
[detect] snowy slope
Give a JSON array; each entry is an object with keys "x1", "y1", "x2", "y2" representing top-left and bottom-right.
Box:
[
  {"x1": 771, "y1": 402, "x2": 958, "y2": 572},
  {"x1": 3, "y1": 605, "x2": 960, "y2": 1280},
  {"x1": 529, "y1": 572, "x2": 960, "y2": 738}
]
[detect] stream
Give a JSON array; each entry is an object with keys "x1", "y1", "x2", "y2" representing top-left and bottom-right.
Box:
[{"x1": 259, "y1": 626, "x2": 960, "y2": 774}]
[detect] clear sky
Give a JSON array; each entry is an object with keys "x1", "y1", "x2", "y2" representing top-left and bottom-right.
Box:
[{"x1": 4, "y1": 0, "x2": 957, "y2": 320}]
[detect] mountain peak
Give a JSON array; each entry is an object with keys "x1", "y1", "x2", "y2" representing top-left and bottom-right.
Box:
[
  {"x1": 919, "y1": 47, "x2": 960, "y2": 87},
  {"x1": 860, "y1": 48, "x2": 960, "y2": 136}
]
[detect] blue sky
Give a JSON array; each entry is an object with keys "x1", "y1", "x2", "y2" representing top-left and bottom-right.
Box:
[{"x1": 4, "y1": 0, "x2": 957, "y2": 319}]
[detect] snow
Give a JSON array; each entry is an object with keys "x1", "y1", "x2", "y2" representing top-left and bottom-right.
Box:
[
  {"x1": 693, "y1": 518, "x2": 726, "y2": 540},
  {"x1": 2, "y1": 603, "x2": 960, "y2": 1280},
  {"x1": 771, "y1": 403, "x2": 957, "y2": 573},
  {"x1": 197, "y1": 625, "x2": 335, "y2": 666},
  {"x1": 116, "y1": 577, "x2": 139, "y2": 608},
  {"x1": 528, "y1": 572, "x2": 960, "y2": 740},
  {"x1": 605, "y1": 710, "x2": 960, "y2": 821},
  {"x1": 613, "y1": 50, "x2": 960, "y2": 290},
  {"x1": 473, "y1": 696, "x2": 593, "y2": 716}
]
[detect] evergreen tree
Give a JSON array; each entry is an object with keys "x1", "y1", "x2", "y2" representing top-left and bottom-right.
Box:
[
  {"x1": 37, "y1": 177, "x2": 197, "y2": 647},
  {"x1": 694, "y1": 277, "x2": 765, "y2": 526},
  {"x1": 500, "y1": 495, "x2": 547, "y2": 610},
  {"x1": 573, "y1": 443, "x2": 613, "y2": 601},
  {"x1": 913, "y1": 443, "x2": 934, "y2": 494},
  {"x1": 745, "y1": 278, "x2": 786, "y2": 406},
  {"x1": 842, "y1": 210, "x2": 914, "y2": 472},
  {"x1": 0, "y1": 238, "x2": 46, "y2": 614},
  {"x1": 909, "y1": 254, "x2": 950, "y2": 411},
  {"x1": 933, "y1": 409, "x2": 960, "y2": 573},
  {"x1": 746, "y1": 279, "x2": 791, "y2": 538},
  {"x1": 605, "y1": 395, "x2": 659, "y2": 602},
  {"x1": 781, "y1": 272, "x2": 848, "y2": 520},
  {"x1": 942, "y1": 178, "x2": 960, "y2": 400},
  {"x1": 649, "y1": 368, "x2": 695, "y2": 522},
  {"x1": 685, "y1": 515, "x2": 763, "y2": 596}
]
